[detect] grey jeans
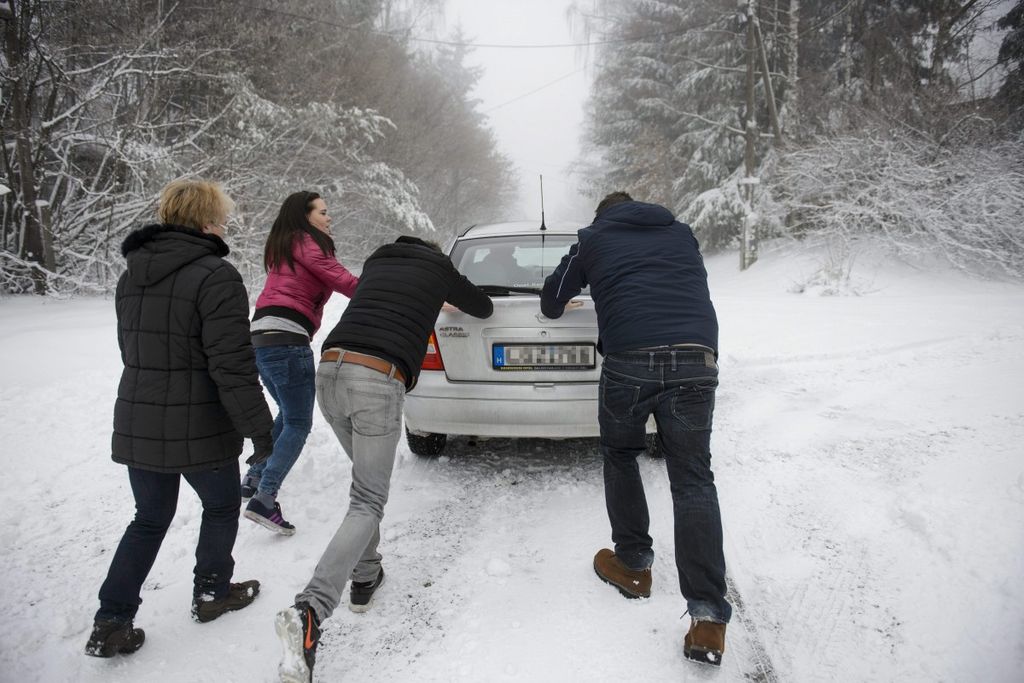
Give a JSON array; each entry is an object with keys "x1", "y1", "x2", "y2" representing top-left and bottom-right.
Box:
[{"x1": 297, "y1": 355, "x2": 405, "y2": 621}]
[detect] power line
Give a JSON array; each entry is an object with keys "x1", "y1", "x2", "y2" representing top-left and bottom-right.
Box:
[
  {"x1": 248, "y1": 5, "x2": 690, "y2": 49},
  {"x1": 484, "y1": 69, "x2": 586, "y2": 113}
]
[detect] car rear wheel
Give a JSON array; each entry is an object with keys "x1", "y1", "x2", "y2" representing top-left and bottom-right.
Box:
[
  {"x1": 645, "y1": 432, "x2": 662, "y2": 458},
  {"x1": 406, "y1": 428, "x2": 447, "y2": 457}
]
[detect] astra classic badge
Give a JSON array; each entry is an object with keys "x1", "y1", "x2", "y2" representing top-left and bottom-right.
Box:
[{"x1": 438, "y1": 326, "x2": 469, "y2": 338}]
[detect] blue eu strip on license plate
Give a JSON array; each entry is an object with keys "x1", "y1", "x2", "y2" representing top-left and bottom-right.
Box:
[{"x1": 492, "y1": 344, "x2": 595, "y2": 370}]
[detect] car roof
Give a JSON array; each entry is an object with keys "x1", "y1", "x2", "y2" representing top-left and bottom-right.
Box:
[{"x1": 457, "y1": 220, "x2": 586, "y2": 240}]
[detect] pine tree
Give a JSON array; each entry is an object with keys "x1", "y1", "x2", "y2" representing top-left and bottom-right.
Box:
[{"x1": 582, "y1": 0, "x2": 749, "y2": 247}]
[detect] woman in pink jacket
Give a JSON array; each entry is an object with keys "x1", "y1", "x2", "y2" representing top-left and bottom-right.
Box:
[{"x1": 243, "y1": 191, "x2": 358, "y2": 534}]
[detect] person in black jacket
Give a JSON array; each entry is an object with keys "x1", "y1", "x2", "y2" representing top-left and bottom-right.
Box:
[
  {"x1": 85, "y1": 179, "x2": 274, "y2": 658},
  {"x1": 541, "y1": 192, "x2": 732, "y2": 666},
  {"x1": 274, "y1": 236, "x2": 492, "y2": 683}
]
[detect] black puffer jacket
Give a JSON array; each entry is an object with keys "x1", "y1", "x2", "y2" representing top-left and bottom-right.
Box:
[
  {"x1": 112, "y1": 224, "x2": 273, "y2": 472},
  {"x1": 321, "y1": 236, "x2": 493, "y2": 390}
]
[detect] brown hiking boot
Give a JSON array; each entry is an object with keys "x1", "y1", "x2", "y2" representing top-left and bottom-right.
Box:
[
  {"x1": 683, "y1": 618, "x2": 726, "y2": 666},
  {"x1": 593, "y1": 548, "x2": 651, "y2": 599}
]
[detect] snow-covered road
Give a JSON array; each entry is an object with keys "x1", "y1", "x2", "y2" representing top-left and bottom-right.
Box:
[{"x1": 1, "y1": 247, "x2": 1022, "y2": 682}]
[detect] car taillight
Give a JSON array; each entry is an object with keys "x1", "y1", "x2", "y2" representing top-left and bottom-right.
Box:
[{"x1": 421, "y1": 331, "x2": 445, "y2": 371}]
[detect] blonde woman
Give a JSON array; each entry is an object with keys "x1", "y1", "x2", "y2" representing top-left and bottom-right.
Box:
[{"x1": 85, "y1": 179, "x2": 274, "y2": 657}]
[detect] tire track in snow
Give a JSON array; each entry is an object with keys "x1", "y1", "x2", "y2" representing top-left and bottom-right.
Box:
[
  {"x1": 315, "y1": 438, "x2": 587, "y2": 675},
  {"x1": 726, "y1": 575, "x2": 780, "y2": 683},
  {"x1": 318, "y1": 465, "x2": 493, "y2": 673},
  {"x1": 316, "y1": 436, "x2": 789, "y2": 680}
]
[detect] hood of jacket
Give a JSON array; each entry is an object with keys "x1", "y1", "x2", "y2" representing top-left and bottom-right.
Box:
[
  {"x1": 596, "y1": 201, "x2": 675, "y2": 228},
  {"x1": 369, "y1": 235, "x2": 446, "y2": 264},
  {"x1": 393, "y1": 235, "x2": 440, "y2": 250},
  {"x1": 121, "y1": 224, "x2": 229, "y2": 287}
]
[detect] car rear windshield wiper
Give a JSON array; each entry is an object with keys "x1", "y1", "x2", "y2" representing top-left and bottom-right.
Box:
[{"x1": 477, "y1": 284, "x2": 543, "y2": 296}]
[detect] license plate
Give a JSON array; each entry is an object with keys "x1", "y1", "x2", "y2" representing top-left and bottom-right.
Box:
[{"x1": 492, "y1": 343, "x2": 596, "y2": 370}]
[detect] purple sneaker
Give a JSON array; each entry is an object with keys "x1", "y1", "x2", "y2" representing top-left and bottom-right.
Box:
[{"x1": 244, "y1": 498, "x2": 296, "y2": 536}]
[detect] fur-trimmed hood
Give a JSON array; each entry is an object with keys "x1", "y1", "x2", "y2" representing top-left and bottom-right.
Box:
[{"x1": 121, "y1": 223, "x2": 229, "y2": 287}]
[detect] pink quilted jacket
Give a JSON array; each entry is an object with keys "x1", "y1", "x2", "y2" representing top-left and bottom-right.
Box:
[{"x1": 254, "y1": 232, "x2": 359, "y2": 334}]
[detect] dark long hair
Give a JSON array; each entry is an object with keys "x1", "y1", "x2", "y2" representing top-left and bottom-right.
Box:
[{"x1": 263, "y1": 191, "x2": 336, "y2": 272}]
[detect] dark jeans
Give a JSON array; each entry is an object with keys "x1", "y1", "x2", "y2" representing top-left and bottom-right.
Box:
[
  {"x1": 95, "y1": 463, "x2": 241, "y2": 622},
  {"x1": 245, "y1": 344, "x2": 316, "y2": 497},
  {"x1": 599, "y1": 348, "x2": 732, "y2": 623}
]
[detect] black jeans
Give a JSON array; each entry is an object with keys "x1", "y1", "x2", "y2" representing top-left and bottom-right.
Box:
[
  {"x1": 599, "y1": 348, "x2": 732, "y2": 623},
  {"x1": 95, "y1": 463, "x2": 240, "y2": 622}
]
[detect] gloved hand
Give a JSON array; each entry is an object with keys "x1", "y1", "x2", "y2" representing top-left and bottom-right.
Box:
[{"x1": 246, "y1": 434, "x2": 274, "y2": 465}]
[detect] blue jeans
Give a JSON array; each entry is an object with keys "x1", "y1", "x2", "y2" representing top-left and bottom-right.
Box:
[
  {"x1": 297, "y1": 355, "x2": 405, "y2": 621},
  {"x1": 246, "y1": 344, "x2": 316, "y2": 497},
  {"x1": 599, "y1": 348, "x2": 732, "y2": 623},
  {"x1": 96, "y1": 463, "x2": 240, "y2": 622}
]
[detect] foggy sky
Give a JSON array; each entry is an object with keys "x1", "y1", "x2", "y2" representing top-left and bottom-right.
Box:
[{"x1": 444, "y1": 0, "x2": 595, "y2": 225}]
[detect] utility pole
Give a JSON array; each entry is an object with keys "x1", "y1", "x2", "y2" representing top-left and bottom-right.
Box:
[
  {"x1": 785, "y1": 0, "x2": 800, "y2": 134},
  {"x1": 754, "y1": 16, "x2": 782, "y2": 143},
  {"x1": 738, "y1": 0, "x2": 784, "y2": 271},
  {"x1": 740, "y1": 0, "x2": 760, "y2": 271}
]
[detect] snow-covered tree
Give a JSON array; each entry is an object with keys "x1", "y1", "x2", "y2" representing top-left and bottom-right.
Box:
[
  {"x1": 1, "y1": 0, "x2": 514, "y2": 294},
  {"x1": 577, "y1": 0, "x2": 1024, "y2": 277},
  {"x1": 996, "y1": 0, "x2": 1024, "y2": 127},
  {"x1": 770, "y1": 131, "x2": 1024, "y2": 279},
  {"x1": 579, "y1": 0, "x2": 752, "y2": 249},
  {"x1": 1, "y1": 0, "x2": 235, "y2": 293},
  {"x1": 366, "y1": 32, "x2": 517, "y2": 241}
]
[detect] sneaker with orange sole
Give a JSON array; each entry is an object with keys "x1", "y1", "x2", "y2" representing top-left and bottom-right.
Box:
[{"x1": 276, "y1": 602, "x2": 320, "y2": 683}]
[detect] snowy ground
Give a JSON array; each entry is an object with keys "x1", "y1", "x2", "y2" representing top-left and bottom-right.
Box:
[{"x1": 1, "y1": 245, "x2": 1022, "y2": 682}]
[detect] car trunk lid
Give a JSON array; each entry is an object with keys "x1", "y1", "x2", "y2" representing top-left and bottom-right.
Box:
[{"x1": 433, "y1": 295, "x2": 600, "y2": 383}]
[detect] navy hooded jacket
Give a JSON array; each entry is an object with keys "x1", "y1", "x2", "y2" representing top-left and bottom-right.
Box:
[{"x1": 540, "y1": 201, "x2": 718, "y2": 355}]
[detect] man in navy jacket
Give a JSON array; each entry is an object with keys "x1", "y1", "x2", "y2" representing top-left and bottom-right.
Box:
[{"x1": 541, "y1": 192, "x2": 731, "y2": 666}]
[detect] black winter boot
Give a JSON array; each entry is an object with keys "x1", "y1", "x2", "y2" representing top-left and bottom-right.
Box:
[
  {"x1": 84, "y1": 619, "x2": 145, "y2": 657},
  {"x1": 191, "y1": 579, "x2": 261, "y2": 623}
]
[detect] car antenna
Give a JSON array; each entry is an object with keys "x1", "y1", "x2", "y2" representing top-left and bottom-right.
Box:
[
  {"x1": 539, "y1": 174, "x2": 548, "y2": 280},
  {"x1": 539, "y1": 174, "x2": 547, "y2": 231}
]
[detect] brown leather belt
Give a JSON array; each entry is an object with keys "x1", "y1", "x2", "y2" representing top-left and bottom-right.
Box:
[{"x1": 320, "y1": 348, "x2": 406, "y2": 385}]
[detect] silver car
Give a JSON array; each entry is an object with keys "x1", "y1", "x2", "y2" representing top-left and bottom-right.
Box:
[{"x1": 404, "y1": 220, "x2": 655, "y2": 456}]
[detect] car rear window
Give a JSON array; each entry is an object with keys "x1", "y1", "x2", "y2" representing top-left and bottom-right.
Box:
[{"x1": 450, "y1": 234, "x2": 586, "y2": 292}]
